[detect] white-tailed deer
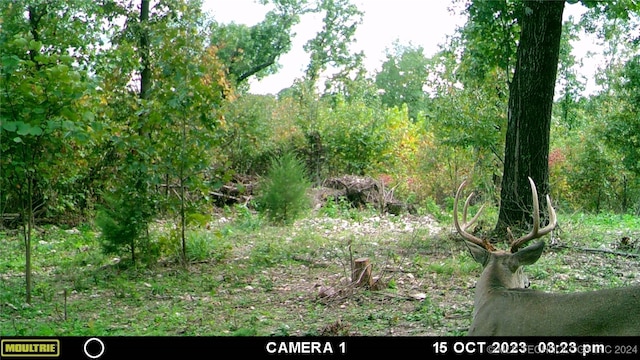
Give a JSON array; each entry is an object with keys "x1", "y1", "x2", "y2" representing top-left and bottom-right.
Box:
[{"x1": 454, "y1": 177, "x2": 640, "y2": 336}]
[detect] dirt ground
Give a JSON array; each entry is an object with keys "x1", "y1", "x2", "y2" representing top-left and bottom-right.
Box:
[{"x1": 212, "y1": 213, "x2": 640, "y2": 336}]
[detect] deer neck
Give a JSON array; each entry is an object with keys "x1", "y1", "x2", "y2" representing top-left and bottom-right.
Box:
[{"x1": 473, "y1": 254, "x2": 525, "y2": 315}]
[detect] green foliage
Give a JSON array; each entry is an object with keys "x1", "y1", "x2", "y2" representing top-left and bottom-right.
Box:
[
  {"x1": 211, "y1": 0, "x2": 365, "y2": 92},
  {"x1": 317, "y1": 196, "x2": 353, "y2": 218},
  {"x1": 549, "y1": 50, "x2": 640, "y2": 214},
  {"x1": 256, "y1": 152, "x2": 311, "y2": 224},
  {"x1": 371, "y1": 105, "x2": 436, "y2": 203},
  {"x1": 422, "y1": 197, "x2": 448, "y2": 223},
  {"x1": 1, "y1": 0, "x2": 638, "y2": 233},
  {"x1": 228, "y1": 204, "x2": 265, "y2": 232},
  {"x1": 375, "y1": 42, "x2": 430, "y2": 121},
  {"x1": 550, "y1": 104, "x2": 639, "y2": 214},
  {"x1": 0, "y1": 0, "x2": 108, "y2": 303},
  {"x1": 221, "y1": 94, "x2": 280, "y2": 174},
  {"x1": 566, "y1": 135, "x2": 617, "y2": 212},
  {"x1": 457, "y1": 0, "x2": 520, "y2": 84},
  {"x1": 604, "y1": 55, "x2": 640, "y2": 177},
  {"x1": 0, "y1": 0, "x2": 100, "y2": 221},
  {"x1": 179, "y1": 231, "x2": 232, "y2": 263},
  {"x1": 316, "y1": 96, "x2": 389, "y2": 175},
  {"x1": 210, "y1": 3, "x2": 299, "y2": 86},
  {"x1": 555, "y1": 20, "x2": 587, "y2": 131},
  {"x1": 303, "y1": 0, "x2": 364, "y2": 85},
  {"x1": 96, "y1": 180, "x2": 157, "y2": 265},
  {"x1": 407, "y1": 296, "x2": 444, "y2": 328}
]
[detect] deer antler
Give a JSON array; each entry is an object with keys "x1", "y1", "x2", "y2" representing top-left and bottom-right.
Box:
[
  {"x1": 453, "y1": 180, "x2": 493, "y2": 251},
  {"x1": 454, "y1": 177, "x2": 557, "y2": 253},
  {"x1": 509, "y1": 177, "x2": 557, "y2": 252}
]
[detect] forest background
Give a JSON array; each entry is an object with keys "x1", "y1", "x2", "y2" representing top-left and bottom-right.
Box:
[{"x1": 1, "y1": 0, "x2": 640, "y2": 310}]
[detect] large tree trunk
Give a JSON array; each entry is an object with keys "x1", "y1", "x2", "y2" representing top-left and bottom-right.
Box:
[{"x1": 496, "y1": 1, "x2": 564, "y2": 238}]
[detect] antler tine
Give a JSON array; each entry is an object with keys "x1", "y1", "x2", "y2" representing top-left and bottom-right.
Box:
[
  {"x1": 454, "y1": 180, "x2": 487, "y2": 248},
  {"x1": 510, "y1": 177, "x2": 558, "y2": 252}
]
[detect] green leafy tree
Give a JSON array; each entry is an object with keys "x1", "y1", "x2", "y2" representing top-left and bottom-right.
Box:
[
  {"x1": 303, "y1": 0, "x2": 364, "y2": 90},
  {"x1": 210, "y1": 0, "x2": 364, "y2": 94},
  {"x1": 555, "y1": 20, "x2": 586, "y2": 131},
  {"x1": 92, "y1": 0, "x2": 160, "y2": 265},
  {"x1": 0, "y1": 0, "x2": 102, "y2": 302},
  {"x1": 580, "y1": 1, "x2": 640, "y2": 213},
  {"x1": 457, "y1": 0, "x2": 520, "y2": 85},
  {"x1": 568, "y1": 134, "x2": 619, "y2": 212},
  {"x1": 93, "y1": 0, "x2": 233, "y2": 264},
  {"x1": 209, "y1": 0, "x2": 308, "y2": 90},
  {"x1": 455, "y1": 0, "x2": 566, "y2": 234},
  {"x1": 456, "y1": 0, "x2": 639, "y2": 232},
  {"x1": 375, "y1": 42, "x2": 430, "y2": 121},
  {"x1": 153, "y1": 7, "x2": 233, "y2": 262},
  {"x1": 601, "y1": 55, "x2": 640, "y2": 212},
  {"x1": 579, "y1": 2, "x2": 640, "y2": 177},
  {"x1": 421, "y1": 38, "x2": 507, "y2": 196},
  {"x1": 606, "y1": 55, "x2": 640, "y2": 177}
]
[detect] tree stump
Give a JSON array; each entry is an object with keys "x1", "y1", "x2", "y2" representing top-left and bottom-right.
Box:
[{"x1": 352, "y1": 257, "x2": 373, "y2": 288}]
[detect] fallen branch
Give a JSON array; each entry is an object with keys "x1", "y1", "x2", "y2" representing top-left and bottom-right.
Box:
[{"x1": 554, "y1": 244, "x2": 640, "y2": 258}]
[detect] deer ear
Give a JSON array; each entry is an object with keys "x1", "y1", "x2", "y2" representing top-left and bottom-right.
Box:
[
  {"x1": 466, "y1": 241, "x2": 490, "y2": 266},
  {"x1": 513, "y1": 240, "x2": 545, "y2": 266}
]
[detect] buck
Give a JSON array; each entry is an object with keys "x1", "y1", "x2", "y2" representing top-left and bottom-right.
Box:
[{"x1": 454, "y1": 177, "x2": 640, "y2": 336}]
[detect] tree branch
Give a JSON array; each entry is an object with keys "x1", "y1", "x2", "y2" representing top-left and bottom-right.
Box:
[
  {"x1": 236, "y1": 57, "x2": 277, "y2": 83},
  {"x1": 555, "y1": 244, "x2": 640, "y2": 258}
]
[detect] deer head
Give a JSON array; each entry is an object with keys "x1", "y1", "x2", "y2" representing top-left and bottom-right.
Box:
[
  {"x1": 453, "y1": 177, "x2": 640, "y2": 336},
  {"x1": 454, "y1": 177, "x2": 556, "y2": 307}
]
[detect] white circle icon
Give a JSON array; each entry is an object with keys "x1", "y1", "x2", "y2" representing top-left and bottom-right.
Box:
[{"x1": 83, "y1": 338, "x2": 105, "y2": 359}]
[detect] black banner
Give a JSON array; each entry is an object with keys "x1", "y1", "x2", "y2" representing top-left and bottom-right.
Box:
[{"x1": 1, "y1": 336, "x2": 638, "y2": 359}]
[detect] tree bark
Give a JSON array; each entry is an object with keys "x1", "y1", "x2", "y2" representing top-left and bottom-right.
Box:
[
  {"x1": 352, "y1": 257, "x2": 373, "y2": 288},
  {"x1": 496, "y1": 1, "x2": 565, "y2": 238},
  {"x1": 140, "y1": 0, "x2": 151, "y2": 101}
]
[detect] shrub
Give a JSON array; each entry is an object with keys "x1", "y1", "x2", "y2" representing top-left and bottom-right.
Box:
[
  {"x1": 96, "y1": 182, "x2": 157, "y2": 265},
  {"x1": 317, "y1": 97, "x2": 389, "y2": 176},
  {"x1": 255, "y1": 152, "x2": 311, "y2": 225}
]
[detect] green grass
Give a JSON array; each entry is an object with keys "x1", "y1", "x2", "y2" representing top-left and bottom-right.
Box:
[
  {"x1": 1, "y1": 209, "x2": 639, "y2": 336},
  {"x1": 561, "y1": 211, "x2": 640, "y2": 245}
]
